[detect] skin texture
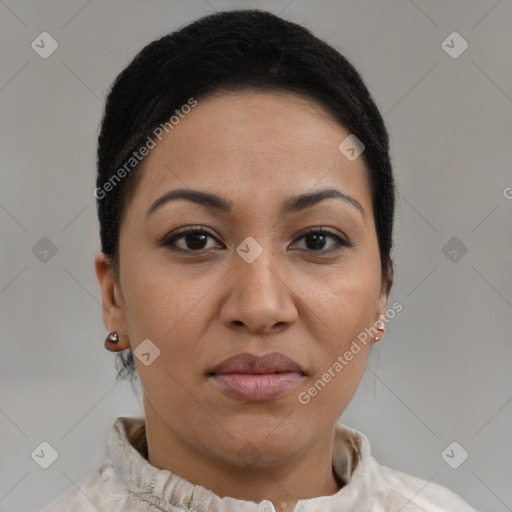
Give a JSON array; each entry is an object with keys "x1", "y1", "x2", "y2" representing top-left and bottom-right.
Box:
[{"x1": 95, "y1": 90, "x2": 391, "y2": 511}]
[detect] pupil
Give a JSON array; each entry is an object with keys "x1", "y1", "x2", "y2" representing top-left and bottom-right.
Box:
[
  {"x1": 187, "y1": 234, "x2": 207, "y2": 250},
  {"x1": 307, "y1": 234, "x2": 325, "y2": 250},
  {"x1": 183, "y1": 233, "x2": 329, "y2": 251}
]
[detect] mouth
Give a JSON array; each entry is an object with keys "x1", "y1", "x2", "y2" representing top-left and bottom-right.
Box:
[
  {"x1": 207, "y1": 351, "x2": 306, "y2": 401},
  {"x1": 209, "y1": 373, "x2": 304, "y2": 401}
]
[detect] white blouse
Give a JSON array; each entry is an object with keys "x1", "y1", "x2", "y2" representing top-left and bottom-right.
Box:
[{"x1": 39, "y1": 416, "x2": 478, "y2": 511}]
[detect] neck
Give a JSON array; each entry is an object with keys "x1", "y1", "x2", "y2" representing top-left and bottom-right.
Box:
[{"x1": 143, "y1": 398, "x2": 341, "y2": 511}]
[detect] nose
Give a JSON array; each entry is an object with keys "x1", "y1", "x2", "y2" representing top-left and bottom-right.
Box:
[{"x1": 220, "y1": 246, "x2": 299, "y2": 335}]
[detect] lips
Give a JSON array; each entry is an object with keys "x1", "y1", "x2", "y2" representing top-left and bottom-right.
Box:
[
  {"x1": 209, "y1": 351, "x2": 306, "y2": 376},
  {"x1": 208, "y1": 352, "x2": 306, "y2": 401}
]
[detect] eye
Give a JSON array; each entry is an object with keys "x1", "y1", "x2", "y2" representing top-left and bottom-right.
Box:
[
  {"x1": 161, "y1": 227, "x2": 221, "y2": 252},
  {"x1": 160, "y1": 226, "x2": 353, "y2": 254},
  {"x1": 292, "y1": 228, "x2": 353, "y2": 253}
]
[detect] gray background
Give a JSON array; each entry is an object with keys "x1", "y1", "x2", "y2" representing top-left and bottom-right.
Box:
[{"x1": 1, "y1": 1, "x2": 511, "y2": 511}]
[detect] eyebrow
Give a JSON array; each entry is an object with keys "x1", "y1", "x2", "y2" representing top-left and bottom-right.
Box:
[{"x1": 145, "y1": 187, "x2": 365, "y2": 220}]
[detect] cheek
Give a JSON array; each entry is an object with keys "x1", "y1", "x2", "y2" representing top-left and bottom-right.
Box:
[
  {"x1": 122, "y1": 245, "x2": 213, "y2": 324},
  {"x1": 120, "y1": 258, "x2": 214, "y2": 369},
  {"x1": 297, "y1": 281, "x2": 375, "y2": 421},
  {"x1": 305, "y1": 252, "x2": 382, "y2": 341},
  {"x1": 301, "y1": 249, "x2": 381, "y2": 390},
  {"x1": 302, "y1": 345, "x2": 370, "y2": 413}
]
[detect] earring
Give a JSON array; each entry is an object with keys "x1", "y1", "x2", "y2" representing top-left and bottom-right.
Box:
[
  {"x1": 105, "y1": 331, "x2": 119, "y2": 344},
  {"x1": 375, "y1": 328, "x2": 385, "y2": 342}
]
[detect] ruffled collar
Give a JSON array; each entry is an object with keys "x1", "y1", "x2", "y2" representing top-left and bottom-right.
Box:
[{"x1": 108, "y1": 416, "x2": 383, "y2": 511}]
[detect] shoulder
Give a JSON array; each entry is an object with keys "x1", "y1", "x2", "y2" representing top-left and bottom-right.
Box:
[
  {"x1": 376, "y1": 463, "x2": 479, "y2": 511},
  {"x1": 334, "y1": 422, "x2": 479, "y2": 511},
  {"x1": 37, "y1": 462, "x2": 129, "y2": 512}
]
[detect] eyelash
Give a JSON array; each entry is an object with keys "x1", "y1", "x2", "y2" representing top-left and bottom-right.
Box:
[{"x1": 160, "y1": 226, "x2": 354, "y2": 255}]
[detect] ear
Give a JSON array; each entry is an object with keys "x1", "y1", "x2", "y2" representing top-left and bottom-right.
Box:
[
  {"x1": 94, "y1": 251, "x2": 131, "y2": 352},
  {"x1": 374, "y1": 289, "x2": 389, "y2": 330},
  {"x1": 372, "y1": 262, "x2": 394, "y2": 343}
]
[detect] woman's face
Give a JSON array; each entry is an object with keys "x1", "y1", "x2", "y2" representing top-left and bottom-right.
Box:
[{"x1": 98, "y1": 91, "x2": 390, "y2": 467}]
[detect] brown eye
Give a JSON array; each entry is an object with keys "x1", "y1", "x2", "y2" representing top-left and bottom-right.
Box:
[
  {"x1": 161, "y1": 228, "x2": 220, "y2": 252},
  {"x1": 160, "y1": 226, "x2": 353, "y2": 255},
  {"x1": 292, "y1": 228, "x2": 353, "y2": 253}
]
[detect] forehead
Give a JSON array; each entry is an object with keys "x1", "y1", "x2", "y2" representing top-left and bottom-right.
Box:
[{"x1": 128, "y1": 90, "x2": 372, "y2": 215}]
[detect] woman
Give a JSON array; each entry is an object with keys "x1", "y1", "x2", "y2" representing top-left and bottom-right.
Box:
[{"x1": 40, "y1": 9, "x2": 478, "y2": 512}]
